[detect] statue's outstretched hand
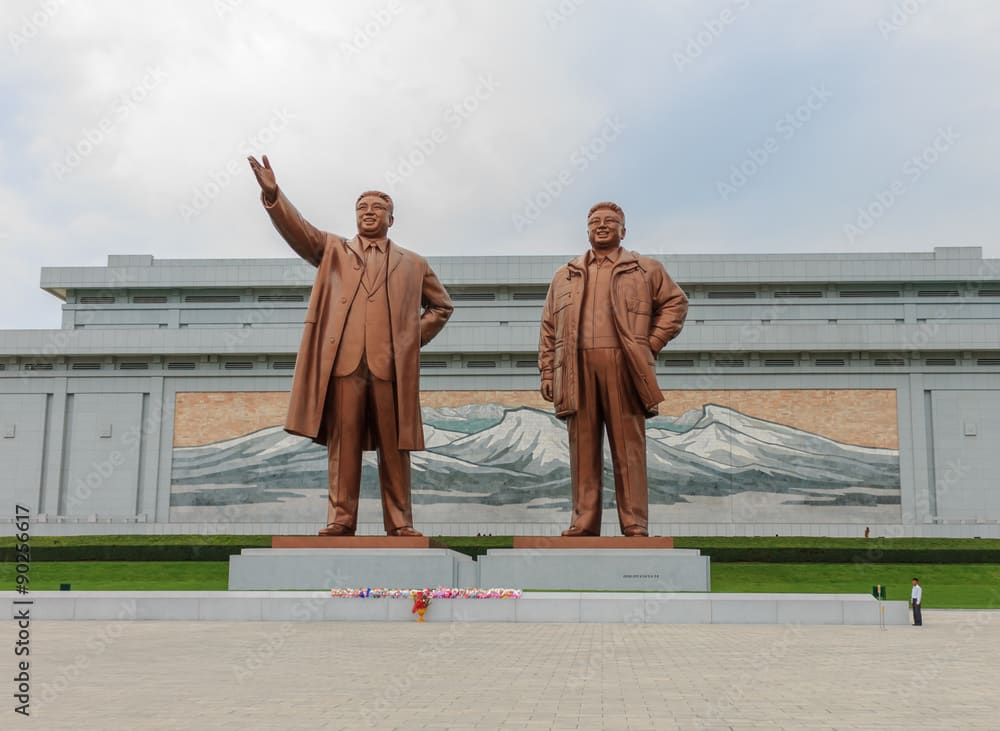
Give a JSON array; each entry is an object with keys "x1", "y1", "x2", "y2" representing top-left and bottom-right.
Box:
[{"x1": 248, "y1": 155, "x2": 278, "y2": 204}]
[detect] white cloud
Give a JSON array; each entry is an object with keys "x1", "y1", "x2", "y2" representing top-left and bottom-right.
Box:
[{"x1": 0, "y1": 0, "x2": 998, "y2": 329}]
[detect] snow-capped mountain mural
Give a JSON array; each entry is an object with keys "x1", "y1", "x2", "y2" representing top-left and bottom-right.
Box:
[{"x1": 170, "y1": 401, "x2": 900, "y2": 523}]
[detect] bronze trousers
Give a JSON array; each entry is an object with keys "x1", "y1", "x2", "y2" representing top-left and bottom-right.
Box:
[
  {"x1": 566, "y1": 348, "x2": 648, "y2": 535},
  {"x1": 324, "y1": 359, "x2": 413, "y2": 533}
]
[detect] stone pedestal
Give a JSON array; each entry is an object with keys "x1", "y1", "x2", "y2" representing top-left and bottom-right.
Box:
[
  {"x1": 271, "y1": 536, "x2": 444, "y2": 549},
  {"x1": 477, "y1": 548, "x2": 710, "y2": 592},
  {"x1": 513, "y1": 536, "x2": 675, "y2": 549},
  {"x1": 228, "y1": 548, "x2": 475, "y2": 591}
]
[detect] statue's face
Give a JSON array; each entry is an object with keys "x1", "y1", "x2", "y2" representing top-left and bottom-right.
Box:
[
  {"x1": 356, "y1": 195, "x2": 393, "y2": 238},
  {"x1": 587, "y1": 208, "x2": 626, "y2": 249}
]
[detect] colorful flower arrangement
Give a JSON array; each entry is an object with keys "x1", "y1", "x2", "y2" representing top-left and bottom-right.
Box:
[
  {"x1": 329, "y1": 587, "x2": 522, "y2": 599},
  {"x1": 329, "y1": 587, "x2": 521, "y2": 621},
  {"x1": 411, "y1": 589, "x2": 431, "y2": 621}
]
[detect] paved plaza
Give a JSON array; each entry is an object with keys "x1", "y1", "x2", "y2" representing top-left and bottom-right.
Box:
[{"x1": 6, "y1": 611, "x2": 999, "y2": 730}]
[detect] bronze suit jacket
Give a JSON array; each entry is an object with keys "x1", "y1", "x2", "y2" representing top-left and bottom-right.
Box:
[
  {"x1": 538, "y1": 249, "x2": 688, "y2": 419},
  {"x1": 263, "y1": 189, "x2": 453, "y2": 448}
]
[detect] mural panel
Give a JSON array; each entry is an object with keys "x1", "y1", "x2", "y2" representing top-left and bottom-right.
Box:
[{"x1": 170, "y1": 390, "x2": 900, "y2": 525}]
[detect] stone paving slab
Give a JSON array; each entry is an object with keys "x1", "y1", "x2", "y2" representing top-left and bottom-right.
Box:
[{"x1": 3, "y1": 611, "x2": 997, "y2": 729}]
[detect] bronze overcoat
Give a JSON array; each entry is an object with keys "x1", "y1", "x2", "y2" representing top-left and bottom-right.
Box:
[
  {"x1": 538, "y1": 249, "x2": 688, "y2": 419},
  {"x1": 263, "y1": 189, "x2": 453, "y2": 448}
]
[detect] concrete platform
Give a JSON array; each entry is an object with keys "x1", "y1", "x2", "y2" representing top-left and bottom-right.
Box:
[
  {"x1": 477, "y1": 547, "x2": 711, "y2": 591},
  {"x1": 271, "y1": 536, "x2": 445, "y2": 548},
  {"x1": 227, "y1": 548, "x2": 476, "y2": 590},
  {"x1": 513, "y1": 536, "x2": 675, "y2": 548},
  {"x1": 3, "y1": 591, "x2": 909, "y2": 624}
]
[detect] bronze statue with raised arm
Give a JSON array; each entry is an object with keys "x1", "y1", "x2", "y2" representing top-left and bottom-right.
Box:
[
  {"x1": 539, "y1": 202, "x2": 688, "y2": 537},
  {"x1": 248, "y1": 155, "x2": 453, "y2": 536}
]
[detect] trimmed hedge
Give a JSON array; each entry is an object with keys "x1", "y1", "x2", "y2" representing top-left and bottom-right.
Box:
[
  {"x1": 433, "y1": 536, "x2": 513, "y2": 559},
  {"x1": 0, "y1": 535, "x2": 272, "y2": 562},
  {"x1": 0, "y1": 544, "x2": 251, "y2": 562},
  {"x1": 689, "y1": 547, "x2": 1000, "y2": 563}
]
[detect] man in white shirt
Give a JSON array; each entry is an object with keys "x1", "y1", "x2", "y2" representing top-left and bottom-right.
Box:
[{"x1": 911, "y1": 578, "x2": 923, "y2": 626}]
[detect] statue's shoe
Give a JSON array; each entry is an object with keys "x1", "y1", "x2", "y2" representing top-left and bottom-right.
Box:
[
  {"x1": 318, "y1": 524, "x2": 356, "y2": 537},
  {"x1": 388, "y1": 526, "x2": 423, "y2": 537},
  {"x1": 561, "y1": 526, "x2": 598, "y2": 537},
  {"x1": 623, "y1": 525, "x2": 649, "y2": 537}
]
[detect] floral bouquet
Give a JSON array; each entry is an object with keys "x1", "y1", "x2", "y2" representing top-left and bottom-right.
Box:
[{"x1": 411, "y1": 589, "x2": 432, "y2": 621}]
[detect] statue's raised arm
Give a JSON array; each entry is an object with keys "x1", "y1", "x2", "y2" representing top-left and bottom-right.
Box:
[{"x1": 248, "y1": 154, "x2": 329, "y2": 267}]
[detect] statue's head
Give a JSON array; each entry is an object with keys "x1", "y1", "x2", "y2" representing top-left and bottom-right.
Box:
[
  {"x1": 356, "y1": 190, "x2": 394, "y2": 238},
  {"x1": 587, "y1": 201, "x2": 626, "y2": 249}
]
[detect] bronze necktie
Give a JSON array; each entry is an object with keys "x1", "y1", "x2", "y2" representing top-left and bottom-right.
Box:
[{"x1": 364, "y1": 243, "x2": 380, "y2": 289}]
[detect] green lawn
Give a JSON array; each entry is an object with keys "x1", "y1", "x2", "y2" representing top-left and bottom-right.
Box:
[
  {"x1": 1, "y1": 562, "x2": 230, "y2": 591},
  {"x1": 711, "y1": 563, "x2": 1000, "y2": 609},
  {"x1": 4, "y1": 561, "x2": 1000, "y2": 607}
]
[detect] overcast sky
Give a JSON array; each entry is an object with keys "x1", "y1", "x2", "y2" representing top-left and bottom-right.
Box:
[{"x1": 1, "y1": 0, "x2": 998, "y2": 329}]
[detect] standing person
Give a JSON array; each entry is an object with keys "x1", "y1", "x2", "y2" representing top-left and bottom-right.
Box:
[
  {"x1": 911, "y1": 578, "x2": 923, "y2": 626},
  {"x1": 248, "y1": 155, "x2": 453, "y2": 537},
  {"x1": 538, "y1": 202, "x2": 688, "y2": 537}
]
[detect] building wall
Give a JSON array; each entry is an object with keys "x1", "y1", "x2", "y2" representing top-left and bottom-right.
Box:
[{"x1": 2, "y1": 247, "x2": 1000, "y2": 536}]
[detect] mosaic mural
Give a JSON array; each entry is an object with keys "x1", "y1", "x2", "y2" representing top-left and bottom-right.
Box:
[{"x1": 169, "y1": 390, "x2": 901, "y2": 525}]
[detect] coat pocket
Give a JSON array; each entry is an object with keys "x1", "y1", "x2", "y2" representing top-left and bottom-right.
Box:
[
  {"x1": 553, "y1": 338, "x2": 564, "y2": 367},
  {"x1": 625, "y1": 296, "x2": 652, "y2": 339},
  {"x1": 625, "y1": 296, "x2": 651, "y2": 315}
]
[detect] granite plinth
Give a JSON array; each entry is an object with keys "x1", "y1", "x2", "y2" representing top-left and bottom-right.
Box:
[
  {"x1": 513, "y1": 536, "x2": 675, "y2": 549},
  {"x1": 228, "y1": 548, "x2": 475, "y2": 591},
  {"x1": 477, "y1": 548, "x2": 711, "y2": 591},
  {"x1": 5, "y1": 591, "x2": 911, "y2": 625},
  {"x1": 271, "y1": 536, "x2": 443, "y2": 548}
]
